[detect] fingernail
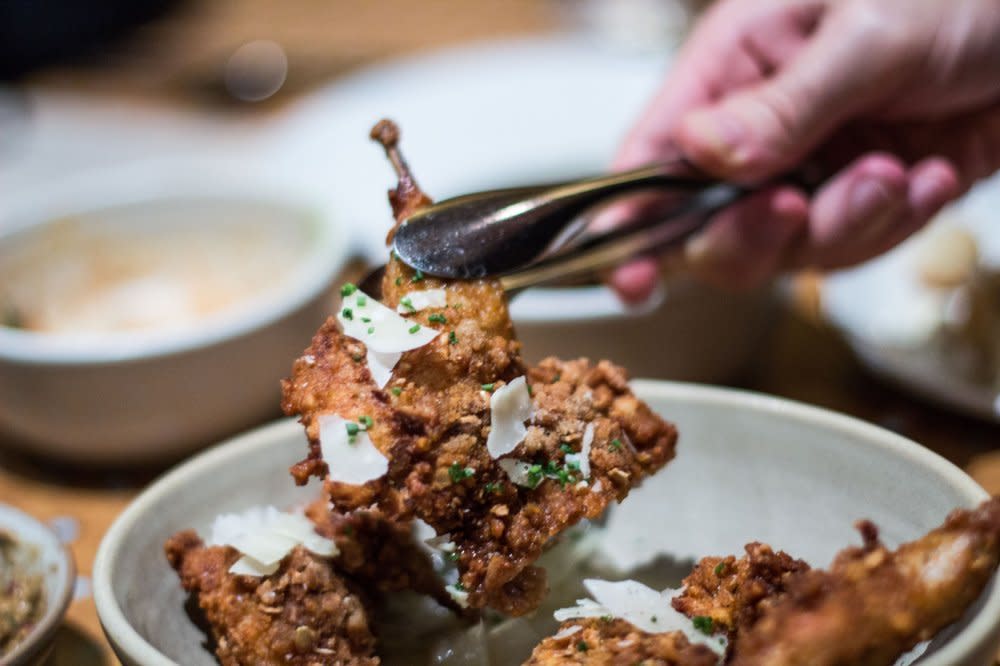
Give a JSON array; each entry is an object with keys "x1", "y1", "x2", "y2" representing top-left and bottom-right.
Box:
[
  {"x1": 683, "y1": 110, "x2": 746, "y2": 166},
  {"x1": 848, "y1": 178, "x2": 893, "y2": 220},
  {"x1": 684, "y1": 230, "x2": 725, "y2": 269},
  {"x1": 911, "y1": 169, "x2": 956, "y2": 218}
]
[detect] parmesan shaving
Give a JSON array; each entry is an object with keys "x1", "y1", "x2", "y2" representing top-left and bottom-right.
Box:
[
  {"x1": 448, "y1": 584, "x2": 470, "y2": 609},
  {"x1": 318, "y1": 414, "x2": 388, "y2": 485},
  {"x1": 229, "y1": 556, "x2": 279, "y2": 577},
  {"x1": 498, "y1": 458, "x2": 535, "y2": 487},
  {"x1": 338, "y1": 290, "x2": 438, "y2": 353},
  {"x1": 486, "y1": 377, "x2": 533, "y2": 458},
  {"x1": 207, "y1": 505, "x2": 338, "y2": 577},
  {"x1": 366, "y1": 349, "x2": 401, "y2": 388},
  {"x1": 396, "y1": 288, "x2": 447, "y2": 313},
  {"x1": 553, "y1": 625, "x2": 583, "y2": 640},
  {"x1": 565, "y1": 422, "x2": 594, "y2": 480},
  {"x1": 554, "y1": 579, "x2": 726, "y2": 656}
]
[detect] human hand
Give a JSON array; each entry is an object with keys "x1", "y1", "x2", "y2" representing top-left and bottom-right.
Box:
[{"x1": 611, "y1": 0, "x2": 1000, "y2": 302}]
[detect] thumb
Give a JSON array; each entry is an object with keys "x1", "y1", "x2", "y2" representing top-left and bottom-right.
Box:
[{"x1": 676, "y1": 3, "x2": 902, "y2": 181}]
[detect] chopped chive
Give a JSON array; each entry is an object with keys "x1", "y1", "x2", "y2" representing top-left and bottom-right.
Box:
[
  {"x1": 560, "y1": 443, "x2": 574, "y2": 454},
  {"x1": 446, "y1": 551, "x2": 460, "y2": 562},
  {"x1": 428, "y1": 313, "x2": 448, "y2": 324},
  {"x1": 395, "y1": 277, "x2": 403, "y2": 286},
  {"x1": 714, "y1": 562, "x2": 726, "y2": 577},
  {"x1": 448, "y1": 462, "x2": 475, "y2": 483},
  {"x1": 609, "y1": 438, "x2": 623, "y2": 451},
  {"x1": 481, "y1": 383, "x2": 495, "y2": 392},
  {"x1": 345, "y1": 422, "x2": 360, "y2": 443},
  {"x1": 340, "y1": 283, "x2": 357, "y2": 297},
  {"x1": 527, "y1": 464, "x2": 544, "y2": 488},
  {"x1": 359, "y1": 415, "x2": 374, "y2": 429},
  {"x1": 356, "y1": 294, "x2": 367, "y2": 307},
  {"x1": 400, "y1": 296, "x2": 415, "y2": 311},
  {"x1": 484, "y1": 481, "x2": 503, "y2": 494},
  {"x1": 390, "y1": 387, "x2": 402, "y2": 396},
  {"x1": 360, "y1": 316, "x2": 371, "y2": 323},
  {"x1": 408, "y1": 324, "x2": 421, "y2": 334},
  {"x1": 453, "y1": 581, "x2": 466, "y2": 592},
  {"x1": 367, "y1": 326, "x2": 375, "y2": 334},
  {"x1": 351, "y1": 353, "x2": 363, "y2": 362},
  {"x1": 527, "y1": 384, "x2": 534, "y2": 396},
  {"x1": 692, "y1": 616, "x2": 713, "y2": 635},
  {"x1": 411, "y1": 269, "x2": 425, "y2": 283},
  {"x1": 448, "y1": 331, "x2": 458, "y2": 345},
  {"x1": 341, "y1": 308, "x2": 353, "y2": 320},
  {"x1": 576, "y1": 641, "x2": 588, "y2": 652}
]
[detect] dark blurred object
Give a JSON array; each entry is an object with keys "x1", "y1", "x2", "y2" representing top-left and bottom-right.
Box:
[{"x1": 0, "y1": 0, "x2": 182, "y2": 80}]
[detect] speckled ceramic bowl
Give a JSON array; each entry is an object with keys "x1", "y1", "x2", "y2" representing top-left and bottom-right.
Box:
[
  {"x1": 0, "y1": 504, "x2": 76, "y2": 666},
  {"x1": 94, "y1": 382, "x2": 1000, "y2": 665}
]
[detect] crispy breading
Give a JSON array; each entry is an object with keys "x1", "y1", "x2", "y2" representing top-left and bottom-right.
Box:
[
  {"x1": 672, "y1": 542, "x2": 810, "y2": 635},
  {"x1": 729, "y1": 496, "x2": 1000, "y2": 666},
  {"x1": 165, "y1": 531, "x2": 378, "y2": 666},
  {"x1": 303, "y1": 499, "x2": 460, "y2": 613},
  {"x1": 524, "y1": 618, "x2": 718, "y2": 666},
  {"x1": 281, "y1": 120, "x2": 678, "y2": 616}
]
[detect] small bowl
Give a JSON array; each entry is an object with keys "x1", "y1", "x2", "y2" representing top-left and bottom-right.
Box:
[
  {"x1": 0, "y1": 504, "x2": 76, "y2": 666},
  {"x1": 0, "y1": 161, "x2": 349, "y2": 463},
  {"x1": 93, "y1": 381, "x2": 1000, "y2": 665}
]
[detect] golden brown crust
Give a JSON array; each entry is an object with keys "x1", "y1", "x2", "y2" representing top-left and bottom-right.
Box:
[
  {"x1": 281, "y1": 121, "x2": 678, "y2": 616},
  {"x1": 672, "y1": 542, "x2": 810, "y2": 636},
  {"x1": 164, "y1": 531, "x2": 379, "y2": 666},
  {"x1": 524, "y1": 619, "x2": 718, "y2": 666},
  {"x1": 730, "y1": 497, "x2": 1000, "y2": 666},
  {"x1": 303, "y1": 499, "x2": 460, "y2": 613}
]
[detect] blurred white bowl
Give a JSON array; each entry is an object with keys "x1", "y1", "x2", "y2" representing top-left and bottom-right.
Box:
[
  {"x1": 0, "y1": 504, "x2": 75, "y2": 666},
  {"x1": 0, "y1": 160, "x2": 348, "y2": 463},
  {"x1": 93, "y1": 381, "x2": 999, "y2": 665}
]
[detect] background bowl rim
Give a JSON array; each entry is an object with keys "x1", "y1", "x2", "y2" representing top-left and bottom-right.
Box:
[
  {"x1": 0, "y1": 161, "x2": 350, "y2": 366},
  {"x1": 93, "y1": 380, "x2": 997, "y2": 666},
  {"x1": 0, "y1": 503, "x2": 77, "y2": 666}
]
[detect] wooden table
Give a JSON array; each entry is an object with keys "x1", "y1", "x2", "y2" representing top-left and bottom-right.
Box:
[{"x1": 2, "y1": 2, "x2": 999, "y2": 664}]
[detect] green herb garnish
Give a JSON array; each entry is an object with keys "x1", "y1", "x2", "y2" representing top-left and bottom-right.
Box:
[
  {"x1": 400, "y1": 296, "x2": 415, "y2": 311},
  {"x1": 481, "y1": 383, "x2": 495, "y2": 392},
  {"x1": 358, "y1": 415, "x2": 374, "y2": 429},
  {"x1": 408, "y1": 324, "x2": 421, "y2": 334},
  {"x1": 714, "y1": 562, "x2": 726, "y2": 577},
  {"x1": 390, "y1": 387, "x2": 402, "y2": 396},
  {"x1": 448, "y1": 463, "x2": 475, "y2": 483},
  {"x1": 693, "y1": 616, "x2": 714, "y2": 635},
  {"x1": 448, "y1": 331, "x2": 458, "y2": 345},
  {"x1": 356, "y1": 294, "x2": 367, "y2": 307},
  {"x1": 341, "y1": 308, "x2": 354, "y2": 320},
  {"x1": 576, "y1": 641, "x2": 588, "y2": 652},
  {"x1": 560, "y1": 443, "x2": 574, "y2": 454},
  {"x1": 340, "y1": 283, "x2": 358, "y2": 297},
  {"x1": 428, "y1": 313, "x2": 447, "y2": 324},
  {"x1": 411, "y1": 269, "x2": 425, "y2": 283},
  {"x1": 609, "y1": 438, "x2": 623, "y2": 451},
  {"x1": 345, "y1": 422, "x2": 360, "y2": 443}
]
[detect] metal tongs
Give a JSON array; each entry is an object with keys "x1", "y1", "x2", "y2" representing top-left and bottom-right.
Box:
[
  {"x1": 367, "y1": 160, "x2": 743, "y2": 295},
  {"x1": 360, "y1": 151, "x2": 814, "y2": 296}
]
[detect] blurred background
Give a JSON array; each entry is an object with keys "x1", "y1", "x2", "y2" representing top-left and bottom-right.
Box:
[{"x1": 0, "y1": 2, "x2": 999, "y2": 662}]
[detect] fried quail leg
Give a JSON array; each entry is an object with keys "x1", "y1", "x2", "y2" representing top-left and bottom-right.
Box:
[
  {"x1": 523, "y1": 619, "x2": 718, "y2": 666},
  {"x1": 730, "y1": 496, "x2": 1000, "y2": 666},
  {"x1": 165, "y1": 531, "x2": 379, "y2": 666},
  {"x1": 672, "y1": 542, "x2": 810, "y2": 636},
  {"x1": 281, "y1": 120, "x2": 677, "y2": 616}
]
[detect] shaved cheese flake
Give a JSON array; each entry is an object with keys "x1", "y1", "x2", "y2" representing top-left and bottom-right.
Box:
[
  {"x1": 486, "y1": 376, "x2": 534, "y2": 458},
  {"x1": 553, "y1": 625, "x2": 583, "y2": 640},
  {"x1": 396, "y1": 288, "x2": 447, "y2": 313},
  {"x1": 556, "y1": 580, "x2": 725, "y2": 656},
  {"x1": 498, "y1": 458, "x2": 535, "y2": 487},
  {"x1": 366, "y1": 349, "x2": 402, "y2": 388},
  {"x1": 318, "y1": 414, "x2": 388, "y2": 485},
  {"x1": 579, "y1": 423, "x2": 594, "y2": 478},
  {"x1": 207, "y1": 505, "x2": 338, "y2": 577},
  {"x1": 338, "y1": 290, "x2": 438, "y2": 353},
  {"x1": 590, "y1": 480, "x2": 603, "y2": 493},
  {"x1": 554, "y1": 598, "x2": 608, "y2": 622},
  {"x1": 448, "y1": 584, "x2": 470, "y2": 608},
  {"x1": 229, "y1": 555, "x2": 279, "y2": 577}
]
